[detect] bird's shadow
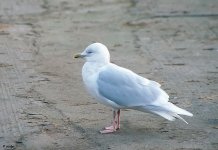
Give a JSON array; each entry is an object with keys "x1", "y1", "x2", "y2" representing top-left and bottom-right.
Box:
[{"x1": 115, "y1": 120, "x2": 167, "y2": 136}]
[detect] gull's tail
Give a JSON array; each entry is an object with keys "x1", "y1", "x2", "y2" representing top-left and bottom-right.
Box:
[{"x1": 137, "y1": 102, "x2": 193, "y2": 124}]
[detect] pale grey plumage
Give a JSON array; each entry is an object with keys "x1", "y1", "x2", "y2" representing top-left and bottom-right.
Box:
[
  {"x1": 76, "y1": 43, "x2": 193, "y2": 126},
  {"x1": 97, "y1": 63, "x2": 168, "y2": 107}
]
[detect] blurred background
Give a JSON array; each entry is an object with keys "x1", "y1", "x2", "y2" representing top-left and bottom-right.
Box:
[{"x1": 0, "y1": 0, "x2": 217, "y2": 149}]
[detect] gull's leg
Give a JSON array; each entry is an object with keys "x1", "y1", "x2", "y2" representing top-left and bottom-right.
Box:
[
  {"x1": 100, "y1": 109, "x2": 121, "y2": 133},
  {"x1": 104, "y1": 109, "x2": 120, "y2": 130},
  {"x1": 104, "y1": 110, "x2": 116, "y2": 130},
  {"x1": 100, "y1": 110, "x2": 117, "y2": 134}
]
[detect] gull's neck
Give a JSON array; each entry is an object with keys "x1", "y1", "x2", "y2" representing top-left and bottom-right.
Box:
[{"x1": 82, "y1": 61, "x2": 109, "y2": 78}]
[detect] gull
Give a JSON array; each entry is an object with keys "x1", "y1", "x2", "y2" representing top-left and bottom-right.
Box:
[{"x1": 74, "y1": 43, "x2": 193, "y2": 134}]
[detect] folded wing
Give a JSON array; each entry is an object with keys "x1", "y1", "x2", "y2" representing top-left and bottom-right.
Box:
[{"x1": 97, "y1": 64, "x2": 169, "y2": 107}]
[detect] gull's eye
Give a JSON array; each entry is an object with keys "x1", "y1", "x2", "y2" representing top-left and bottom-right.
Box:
[{"x1": 87, "y1": 51, "x2": 93, "y2": 54}]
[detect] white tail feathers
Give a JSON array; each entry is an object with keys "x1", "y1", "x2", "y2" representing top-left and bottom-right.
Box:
[
  {"x1": 162, "y1": 102, "x2": 193, "y2": 117},
  {"x1": 152, "y1": 111, "x2": 189, "y2": 124},
  {"x1": 137, "y1": 102, "x2": 193, "y2": 124}
]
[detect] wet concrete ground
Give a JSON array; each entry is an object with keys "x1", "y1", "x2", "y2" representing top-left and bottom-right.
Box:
[{"x1": 0, "y1": 0, "x2": 218, "y2": 149}]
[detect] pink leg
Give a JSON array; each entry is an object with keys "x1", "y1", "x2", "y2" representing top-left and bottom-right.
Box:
[
  {"x1": 100, "y1": 109, "x2": 121, "y2": 134},
  {"x1": 104, "y1": 110, "x2": 116, "y2": 130}
]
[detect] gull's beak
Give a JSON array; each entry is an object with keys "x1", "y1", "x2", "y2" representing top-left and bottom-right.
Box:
[{"x1": 74, "y1": 53, "x2": 86, "y2": 58}]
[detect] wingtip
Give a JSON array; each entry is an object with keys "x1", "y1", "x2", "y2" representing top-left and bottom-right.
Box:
[{"x1": 186, "y1": 112, "x2": 193, "y2": 117}]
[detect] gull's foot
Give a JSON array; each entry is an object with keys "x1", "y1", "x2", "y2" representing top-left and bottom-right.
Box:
[
  {"x1": 100, "y1": 128, "x2": 116, "y2": 134},
  {"x1": 100, "y1": 124, "x2": 120, "y2": 134},
  {"x1": 104, "y1": 125, "x2": 120, "y2": 130}
]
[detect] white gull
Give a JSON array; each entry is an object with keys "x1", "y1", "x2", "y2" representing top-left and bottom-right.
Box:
[{"x1": 74, "y1": 43, "x2": 193, "y2": 134}]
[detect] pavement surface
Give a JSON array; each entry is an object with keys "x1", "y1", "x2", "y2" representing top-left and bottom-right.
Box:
[{"x1": 0, "y1": 0, "x2": 218, "y2": 149}]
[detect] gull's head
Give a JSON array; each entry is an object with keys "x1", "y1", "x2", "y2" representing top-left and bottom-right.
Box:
[{"x1": 74, "y1": 43, "x2": 110, "y2": 63}]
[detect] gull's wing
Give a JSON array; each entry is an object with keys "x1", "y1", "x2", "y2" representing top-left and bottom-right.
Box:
[{"x1": 97, "y1": 64, "x2": 169, "y2": 107}]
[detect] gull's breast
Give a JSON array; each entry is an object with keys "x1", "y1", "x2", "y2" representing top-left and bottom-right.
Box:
[{"x1": 82, "y1": 62, "x2": 122, "y2": 108}]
